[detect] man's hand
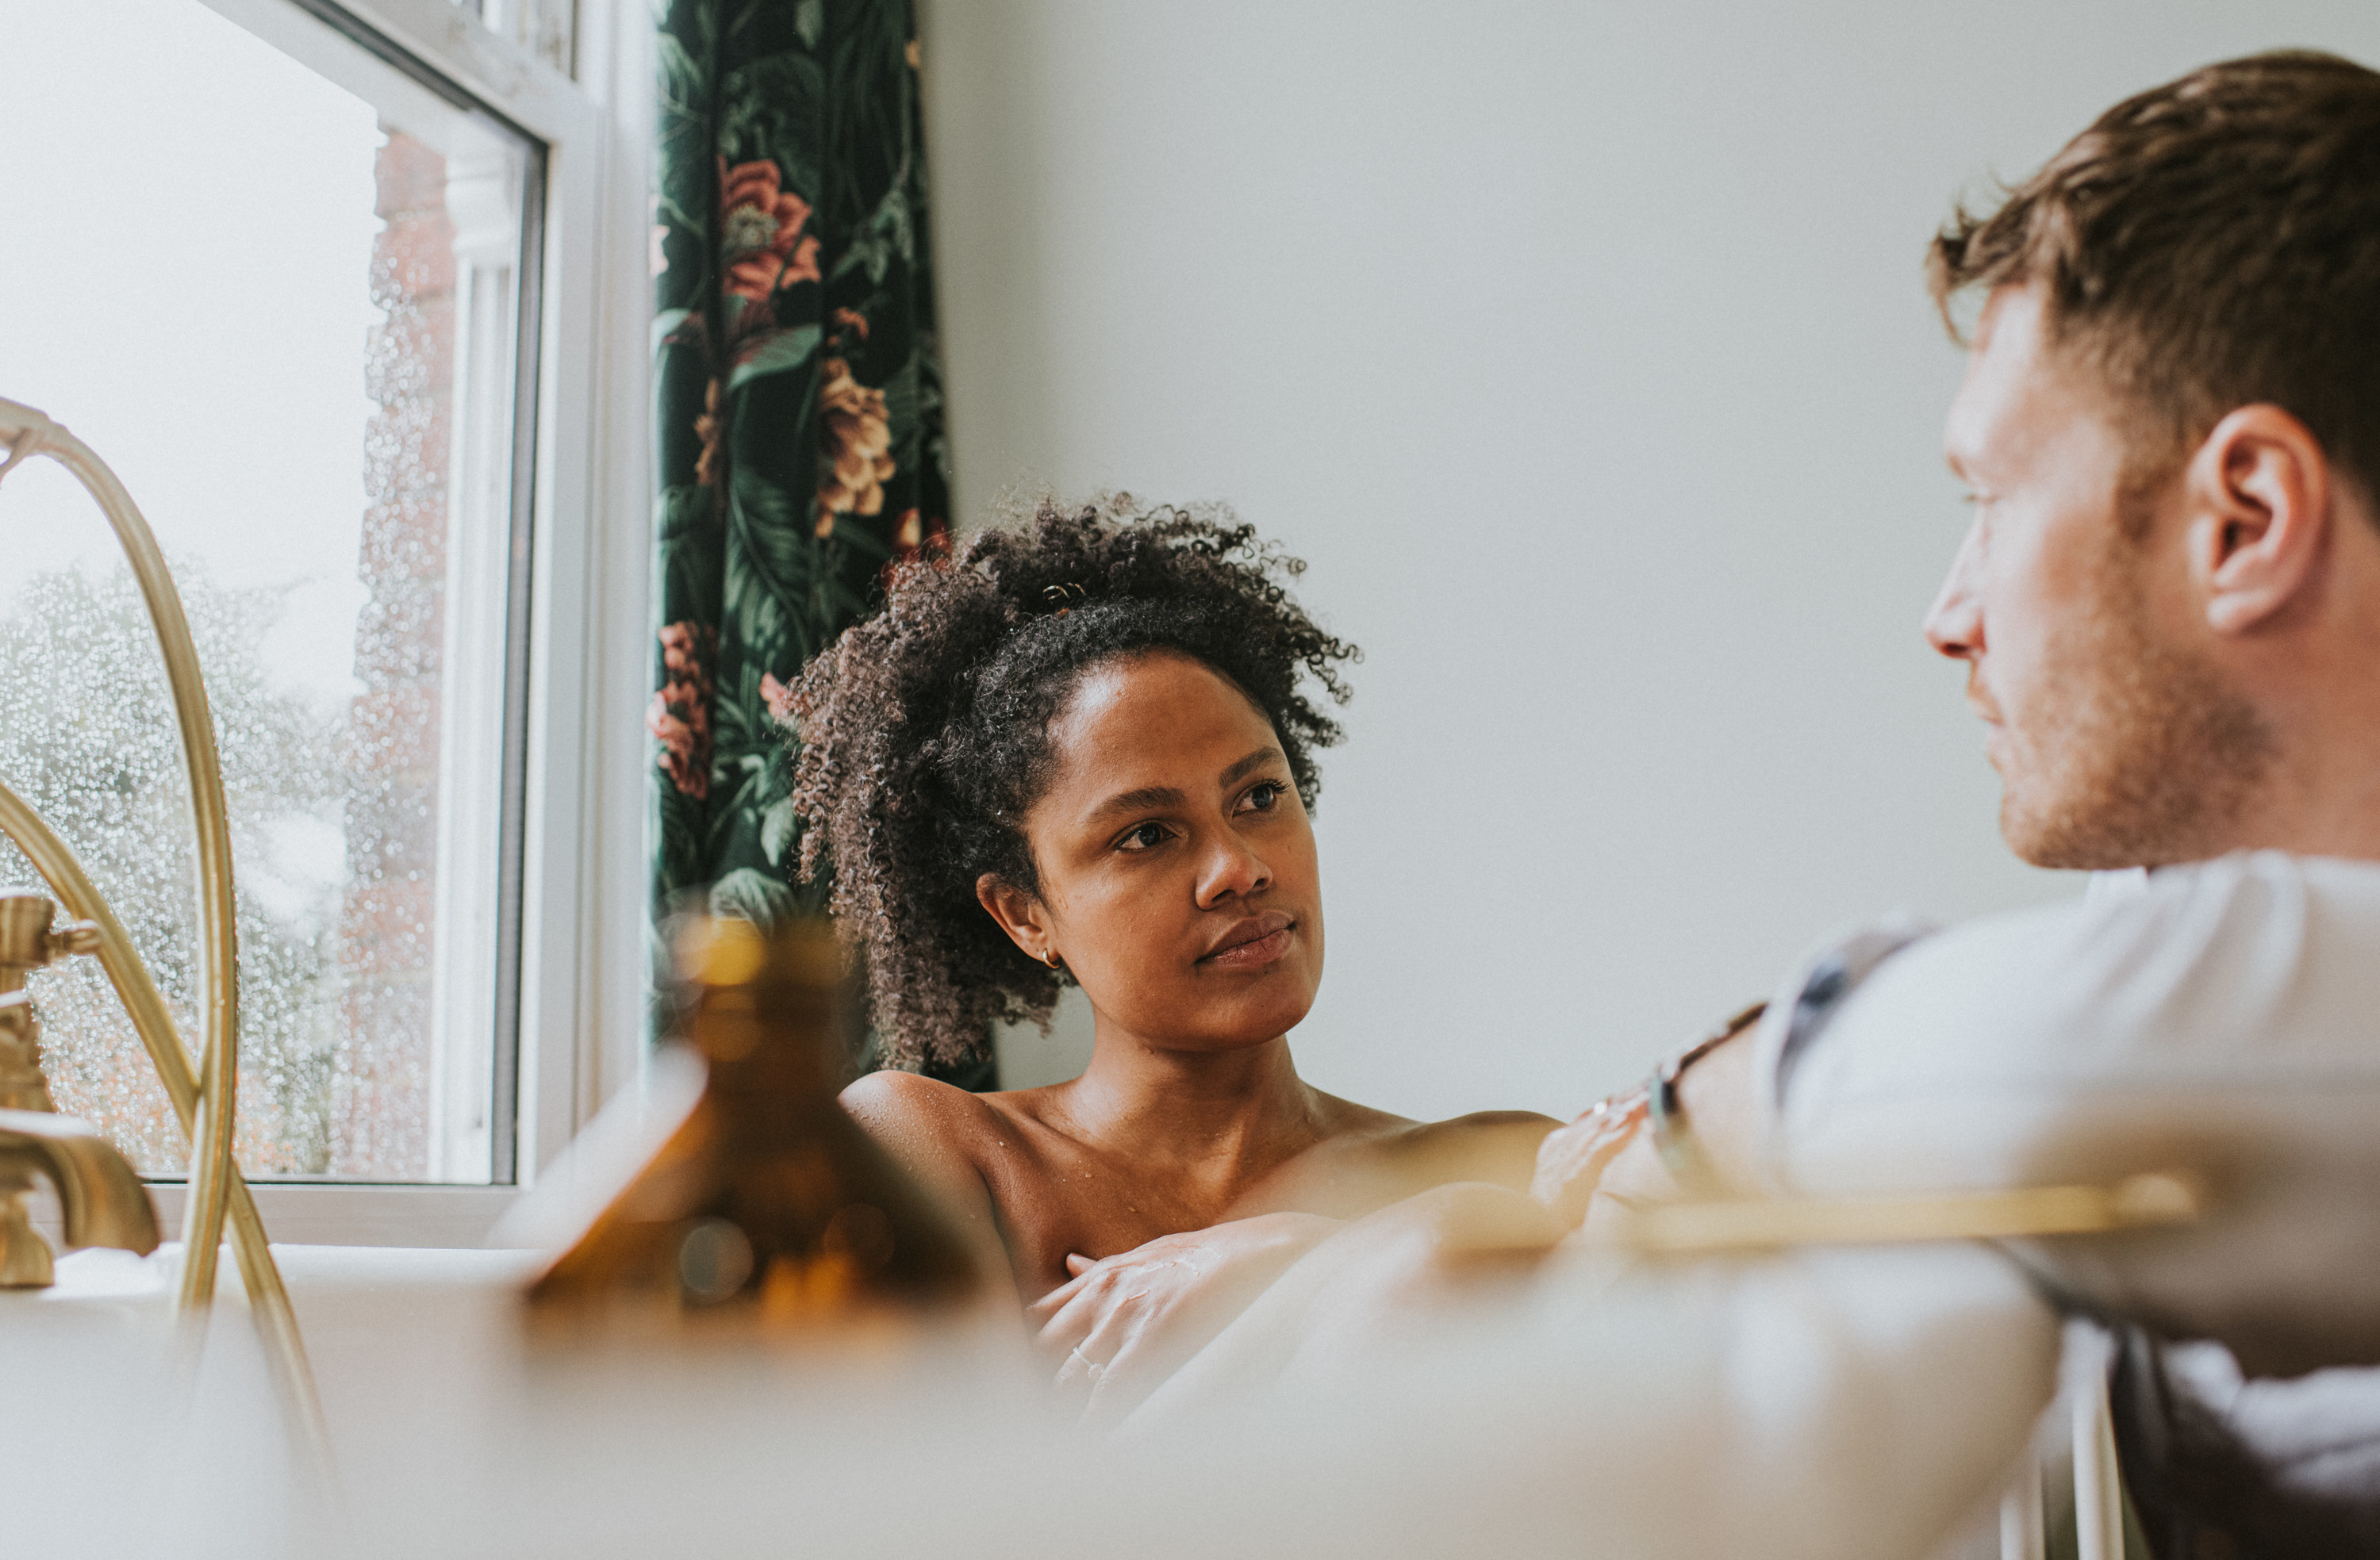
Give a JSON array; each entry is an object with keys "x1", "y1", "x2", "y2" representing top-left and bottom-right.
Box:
[{"x1": 1030, "y1": 1212, "x2": 1342, "y2": 1423}]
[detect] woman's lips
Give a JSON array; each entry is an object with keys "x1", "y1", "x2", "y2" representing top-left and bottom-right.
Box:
[{"x1": 1200, "y1": 914, "x2": 1294, "y2": 969}]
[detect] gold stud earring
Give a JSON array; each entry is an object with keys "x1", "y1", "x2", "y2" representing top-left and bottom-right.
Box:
[{"x1": 1042, "y1": 949, "x2": 1062, "y2": 971}]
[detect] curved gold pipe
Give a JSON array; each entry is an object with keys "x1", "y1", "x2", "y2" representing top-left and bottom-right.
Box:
[
  {"x1": 0, "y1": 397, "x2": 237, "y2": 1309},
  {"x1": 0, "y1": 780, "x2": 331, "y2": 1474}
]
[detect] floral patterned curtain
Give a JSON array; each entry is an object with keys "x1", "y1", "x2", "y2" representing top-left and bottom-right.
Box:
[{"x1": 647, "y1": 0, "x2": 989, "y2": 1086}]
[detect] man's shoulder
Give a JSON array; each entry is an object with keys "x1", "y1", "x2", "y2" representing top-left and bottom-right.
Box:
[
  {"x1": 2079, "y1": 849, "x2": 2380, "y2": 932},
  {"x1": 1890, "y1": 849, "x2": 2380, "y2": 1004},
  {"x1": 1796, "y1": 849, "x2": 2380, "y2": 1102}
]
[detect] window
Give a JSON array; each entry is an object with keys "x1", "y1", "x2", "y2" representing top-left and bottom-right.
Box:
[
  {"x1": 0, "y1": 0, "x2": 631, "y2": 1228},
  {"x1": 447, "y1": 0, "x2": 576, "y2": 75}
]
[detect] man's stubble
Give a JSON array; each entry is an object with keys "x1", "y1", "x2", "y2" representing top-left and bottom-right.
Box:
[{"x1": 1998, "y1": 523, "x2": 2274, "y2": 872}]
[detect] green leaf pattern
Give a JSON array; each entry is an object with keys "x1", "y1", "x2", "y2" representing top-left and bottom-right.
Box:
[{"x1": 647, "y1": 0, "x2": 982, "y2": 1083}]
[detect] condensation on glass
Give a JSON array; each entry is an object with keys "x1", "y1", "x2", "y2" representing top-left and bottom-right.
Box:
[
  {"x1": 0, "y1": 0, "x2": 536, "y2": 1183},
  {"x1": 449, "y1": 0, "x2": 575, "y2": 75}
]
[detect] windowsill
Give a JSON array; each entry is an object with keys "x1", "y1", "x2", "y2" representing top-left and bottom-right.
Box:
[{"x1": 140, "y1": 1182, "x2": 524, "y2": 1248}]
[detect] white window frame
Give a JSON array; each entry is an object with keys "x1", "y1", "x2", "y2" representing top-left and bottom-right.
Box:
[{"x1": 124, "y1": 0, "x2": 658, "y2": 1246}]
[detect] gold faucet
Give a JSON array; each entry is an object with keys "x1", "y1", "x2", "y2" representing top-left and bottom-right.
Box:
[{"x1": 0, "y1": 890, "x2": 159, "y2": 1285}]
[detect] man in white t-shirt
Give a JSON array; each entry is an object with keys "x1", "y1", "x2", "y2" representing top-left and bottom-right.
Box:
[
  {"x1": 1111, "y1": 49, "x2": 2380, "y2": 1556},
  {"x1": 1550, "y1": 48, "x2": 2380, "y2": 1554}
]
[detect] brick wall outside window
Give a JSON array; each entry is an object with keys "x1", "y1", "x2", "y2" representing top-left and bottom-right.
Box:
[{"x1": 332, "y1": 126, "x2": 451, "y2": 1179}]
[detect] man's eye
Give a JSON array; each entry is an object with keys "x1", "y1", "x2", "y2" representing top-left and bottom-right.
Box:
[{"x1": 1118, "y1": 822, "x2": 1169, "y2": 852}]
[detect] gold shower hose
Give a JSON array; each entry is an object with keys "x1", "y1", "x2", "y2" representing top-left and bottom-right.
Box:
[{"x1": 0, "y1": 397, "x2": 331, "y2": 1478}]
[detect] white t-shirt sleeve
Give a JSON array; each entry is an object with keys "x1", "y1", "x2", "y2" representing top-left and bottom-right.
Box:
[{"x1": 1761, "y1": 850, "x2": 2380, "y2": 1375}]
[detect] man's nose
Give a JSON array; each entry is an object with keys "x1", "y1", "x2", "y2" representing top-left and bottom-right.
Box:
[
  {"x1": 1194, "y1": 832, "x2": 1272, "y2": 910},
  {"x1": 1924, "y1": 519, "x2": 1987, "y2": 661}
]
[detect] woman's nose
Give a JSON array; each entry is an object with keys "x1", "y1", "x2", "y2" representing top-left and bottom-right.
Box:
[{"x1": 1194, "y1": 834, "x2": 1271, "y2": 909}]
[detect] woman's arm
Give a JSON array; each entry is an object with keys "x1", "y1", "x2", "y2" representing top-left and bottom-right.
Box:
[
  {"x1": 1423, "y1": 1110, "x2": 1565, "y2": 1193},
  {"x1": 1537, "y1": 1006, "x2": 1772, "y2": 1229},
  {"x1": 1576, "y1": 1030, "x2": 1772, "y2": 1238},
  {"x1": 1271, "y1": 1110, "x2": 1564, "y2": 1220},
  {"x1": 839, "y1": 1070, "x2": 1023, "y2": 1309}
]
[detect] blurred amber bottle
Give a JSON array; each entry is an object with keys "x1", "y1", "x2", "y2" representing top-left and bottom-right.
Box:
[{"x1": 527, "y1": 918, "x2": 981, "y2": 1333}]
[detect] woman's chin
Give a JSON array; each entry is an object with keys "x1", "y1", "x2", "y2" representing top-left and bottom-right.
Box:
[
  {"x1": 1200, "y1": 991, "x2": 1321, "y2": 1051},
  {"x1": 1119, "y1": 993, "x2": 1315, "y2": 1054}
]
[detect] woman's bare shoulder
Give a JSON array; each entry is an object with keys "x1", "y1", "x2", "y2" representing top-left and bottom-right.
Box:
[
  {"x1": 839, "y1": 1069, "x2": 1003, "y2": 1154},
  {"x1": 1373, "y1": 1109, "x2": 1562, "y2": 1191},
  {"x1": 843, "y1": 1071, "x2": 1034, "y2": 1216},
  {"x1": 838, "y1": 1069, "x2": 1059, "y2": 1148},
  {"x1": 843, "y1": 1075, "x2": 1009, "y2": 1170},
  {"x1": 837, "y1": 1071, "x2": 1027, "y2": 1299}
]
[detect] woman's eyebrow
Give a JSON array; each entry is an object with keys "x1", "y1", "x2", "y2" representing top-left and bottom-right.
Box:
[
  {"x1": 1084, "y1": 749, "x2": 1283, "y2": 824},
  {"x1": 1218, "y1": 746, "x2": 1286, "y2": 788},
  {"x1": 1089, "y1": 784, "x2": 1186, "y2": 822}
]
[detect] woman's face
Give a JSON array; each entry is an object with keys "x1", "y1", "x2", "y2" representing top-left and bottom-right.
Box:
[{"x1": 984, "y1": 652, "x2": 1324, "y2": 1052}]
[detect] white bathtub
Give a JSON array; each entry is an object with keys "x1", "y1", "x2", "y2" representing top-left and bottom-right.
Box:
[{"x1": 4, "y1": 1236, "x2": 2056, "y2": 1559}]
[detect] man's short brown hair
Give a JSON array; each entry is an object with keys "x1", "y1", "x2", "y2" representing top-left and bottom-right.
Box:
[{"x1": 1929, "y1": 51, "x2": 2380, "y2": 501}]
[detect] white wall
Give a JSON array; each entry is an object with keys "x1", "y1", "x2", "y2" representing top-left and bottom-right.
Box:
[{"x1": 919, "y1": 2, "x2": 2380, "y2": 1120}]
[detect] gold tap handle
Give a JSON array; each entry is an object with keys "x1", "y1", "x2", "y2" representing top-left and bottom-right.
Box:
[
  {"x1": 0, "y1": 401, "x2": 238, "y2": 1315},
  {"x1": 0, "y1": 779, "x2": 332, "y2": 1479}
]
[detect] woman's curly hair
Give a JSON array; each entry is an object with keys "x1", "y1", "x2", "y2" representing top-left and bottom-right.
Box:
[{"x1": 787, "y1": 496, "x2": 1358, "y2": 1071}]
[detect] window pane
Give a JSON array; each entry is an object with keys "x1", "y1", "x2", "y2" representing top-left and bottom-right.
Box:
[
  {"x1": 453, "y1": 0, "x2": 574, "y2": 75},
  {"x1": 0, "y1": 0, "x2": 533, "y2": 1184}
]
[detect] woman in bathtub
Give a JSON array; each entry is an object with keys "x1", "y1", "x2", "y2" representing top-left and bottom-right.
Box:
[{"x1": 787, "y1": 496, "x2": 1557, "y2": 1415}]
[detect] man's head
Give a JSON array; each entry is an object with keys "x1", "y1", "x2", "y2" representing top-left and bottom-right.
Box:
[{"x1": 1923, "y1": 52, "x2": 2380, "y2": 868}]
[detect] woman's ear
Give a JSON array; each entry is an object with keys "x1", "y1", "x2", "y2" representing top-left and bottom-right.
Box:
[
  {"x1": 2188, "y1": 404, "x2": 2334, "y2": 635},
  {"x1": 976, "y1": 872, "x2": 1054, "y2": 964}
]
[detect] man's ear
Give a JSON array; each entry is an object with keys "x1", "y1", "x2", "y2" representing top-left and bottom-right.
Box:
[
  {"x1": 2188, "y1": 404, "x2": 2334, "y2": 635},
  {"x1": 975, "y1": 872, "x2": 1051, "y2": 963}
]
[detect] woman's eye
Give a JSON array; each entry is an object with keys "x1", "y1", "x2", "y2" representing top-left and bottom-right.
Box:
[
  {"x1": 1118, "y1": 822, "x2": 1169, "y2": 852},
  {"x1": 1242, "y1": 782, "x2": 1282, "y2": 813}
]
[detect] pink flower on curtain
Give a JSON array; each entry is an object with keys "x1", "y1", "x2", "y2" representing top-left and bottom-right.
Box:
[
  {"x1": 719, "y1": 158, "x2": 821, "y2": 301},
  {"x1": 759, "y1": 671, "x2": 798, "y2": 729},
  {"x1": 648, "y1": 620, "x2": 718, "y2": 798}
]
